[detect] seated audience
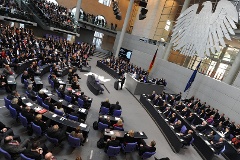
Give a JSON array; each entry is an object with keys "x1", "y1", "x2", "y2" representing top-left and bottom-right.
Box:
[
  {"x1": 70, "y1": 126, "x2": 85, "y2": 142},
  {"x1": 192, "y1": 121, "x2": 207, "y2": 132},
  {"x1": 180, "y1": 130, "x2": 193, "y2": 146},
  {"x1": 109, "y1": 101, "x2": 122, "y2": 115},
  {"x1": 21, "y1": 105, "x2": 35, "y2": 122},
  {"x1": 46, "y1": 124, "x2": 67, "y2": 143},
  {"x1": 2, "y1": 136, "x2": 29, "y2": 159},
  {"x1": 123, "y1": 130, "x2": 136, "y2": 144},
  {"x1": 210, "y1": 138, "x2": 224, "y2": 154},
  {"x1": 113, "y1": 119, "x2": 123, "y2": 128},
  {"x1": 139, "y1": 140, "x2": 156, "y2": 156},
  {"x1": 101, "y1": 98, "x2": 110, "y2": 109},
  {"x1": 104, "y1": 135, "x2": 120, "y2": 152}
]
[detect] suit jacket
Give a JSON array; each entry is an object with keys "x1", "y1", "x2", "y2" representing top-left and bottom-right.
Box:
[
  {"x1": 105, "y1": 139, "x2": 120, "y2": 151},
  {"x1": 22, "y1": 149, "x2": 42, "y2": 160},
  {"x1": 196, "y1": 125, "x2": 207, "y2": 132},
  {"x1": 124, "y1": 134, "x2": 136, "y2": 144},
  {"x1": 43, "y1": 100, "x2": 55, "y2": 112},
  {"x1": 101, "y1": 101, "x2": 110, "y2": 109},
  {"x1": 34, "y1": 120, "x2": 47, "y2": 131},
  {"x1": 2, "y1": 142, "x2": 26, "y2": 159},
  {"x1": 21, "y1": 109, "x2": 35, "y2": 122},
  {"x1": 46, "y1": 127, "x2": 65, "y2": 141},
  {"x1": 11, "y1": 103, "x2": 22, "y2": 113},
  {"x1": 212, "y1": 142, "x2": 224, "y2": 153},
  {"x1": 110, "y1": 104, "x2": 122, "y2": 112},
  {"x1": 182, "y1": 134, "x2": 193, "y2": 145}
]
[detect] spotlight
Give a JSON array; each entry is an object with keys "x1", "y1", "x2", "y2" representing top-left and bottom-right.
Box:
[
  {"x1": 141, "y1": 8, "x2": 148, "y2": 15},
  {"x1": 116, "y1": 13, "x2": 122, "y2": 20},
  {"x1": 139, "y1": 0, "x2": 147, "y2": 8},
  {"x1": 139, "y1": 14, "x2": 146, "y2": 20}
]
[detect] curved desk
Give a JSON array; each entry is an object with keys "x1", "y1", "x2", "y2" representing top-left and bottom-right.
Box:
[{"x1": 125, "y1": 73, "x2": 164, "y2": 95}]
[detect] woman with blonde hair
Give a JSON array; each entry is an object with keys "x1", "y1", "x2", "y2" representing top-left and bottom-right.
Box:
[
  {"x1": 123, "y1": 130, "x2": 136, "y2": 145},
  {"x1": 113, "y1": 119, "x2": 123, "y2": 128},
  {"x1": 10, "y1": 98, "x2": 22, "y2": 112}
]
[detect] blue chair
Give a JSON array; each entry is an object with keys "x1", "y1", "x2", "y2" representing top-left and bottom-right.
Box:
[
  {"x1": 106, "y1": 146, "x2": 121, "y2": 159},
  {"x1": 56, "y1": 89, "x2": 63, "y2": 98},
  {"x1": 114, "y1": 126, "x2": 124, "y2": 131},
  {"x1": 65, "y1": 95, "x2": 72, "y2": 103},
  {"x1": 20, "y1": 153, "x2": 34, "y2": 160},
  {"x1": 24, "y1": 79, "x2": 28, "y2": 89},
  {"x1": 9, "y1": 105, "x2": 18, "y2": 119},
  {"x1": 48, "y1": 75, "x2": 51, "y2": 84},
  {"x1": 100, "y1": 107, "x2": 109, "y2": 115},
  {"x1": 45, "y1": 134, "x2": 59, "y2": 145},
  {"x1": 37, "y1": 60, "x2": 42, "y2": 66},
  {"x1": 54, "y1": 109, "x2": 64, "y2": 116},
  {"x1": 180, "y1": 125, "x2": 187, "y2": 134},
  {"x1": 50, "y1": 80, "x2": 54, "y2": 89},
  {"x1": 185, "y1": 137, "x2": 195, "y2": 146},
  {"x1": 42, "y1": 102, "x2": 49, "y2": 110},
  {"x1": 113, "y1": 110, "x2": 122, "y2": 117},
  {"x1": 98, "y1": 122, "x2": 108, "y2": 131},
  {"x1": 37, "y1": 96, "x2": 43, "y2": 106},
  {"x1": 0, "y1": 147, "x2": 13, "y2": 160},
  {"x1": 142, "y1": 152, "x2": 156, "y2": 159},
  {"x1": 230, "y1": 134, "x2": 234, "y2": 140},
  {"x1": 121, "y1": 142, "x2": 137, "y2": 154},
  {"x1": 25, "y1": 91, "x2": 31, "y2": 99},
  {"x1": 78, "y1": 98, "x2": 84, "y2": 108},
  {"x1": 20, "y1": 74, "x2": 24, "y2": 84},
  {"x1": 31, "y1": 122, "x2": 42, "y2": 136},
  {"x1": 19, "y1": 113, "x2": 29, "y2": 128},
  {"x1": 68, "y1": 114, "x2": 78, "y2": 121},
  {"x1": 68, "y1": 134, "x2": 81, "y2": 147},
  {"x1": 4, "y1": 97, "x2": 11, "y2": 110}
]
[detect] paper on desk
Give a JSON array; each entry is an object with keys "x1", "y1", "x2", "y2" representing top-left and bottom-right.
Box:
[
  {"x1": 170, "y1": 126, "x2": 174, "y2": 129},
  {"x1": 47, "y1": 94, "x2": 52, "y2": 96},
  {"x1": 59, "y1": 99, "x2": 63, "y2": 102},
  {"x1": 147, "y1": 99, "x2": 151, "y2": 101},
  {"x1": 22, "y1": 97, "x2": 26, "y2": 100},
  {"x1": 165, "y1": 119, "x2": 168, "y2": 121},
  {"x1": 8, "y1": 81, "x2": 12, "y2": 83},
  {"x1": 34, "y1": 107, "x2": 41, "y2": 112},
  {"x1": 115, "y1": 117, "x2": 120, "y2": 120},
  {"x1": 139, "y1": 132, "x2": 143, "y2": 135},
  {"x1": 104, "y1": 115, "x2": 107, "y2": 118},
  {"x1": 26, "y1": 102, "x2": 33, "y2": 106},
  {"x1": 68, "y1": 105, "x2": 72, "y2": 108},
  {"x1": 52, "y1": 114, "x2": 57, "y2": 118},
  {"x1": 81, "y1": 108, "x2": 86, "y2": 112},
  {"x1": 110, "y1": 131, "x2": 114, "y2": 135},
  {"x1": 80, "y1": 123, "x2": 87, "y2": 128},
  {"x1": 180, "y1": 139, "x2": 184, "y2": 142},
  {"x1": 199, "y1": 133, "x2": 203, "y2": 136}
]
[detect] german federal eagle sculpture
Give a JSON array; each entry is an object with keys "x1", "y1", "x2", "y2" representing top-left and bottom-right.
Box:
[{"x1": 171, "y1": 0, "x2": 238, "y2": 58}]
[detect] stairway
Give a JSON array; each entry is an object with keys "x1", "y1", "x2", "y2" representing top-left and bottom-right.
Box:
[{"x1": 93, "y1": 51, "x2": 111, "y2": 59}]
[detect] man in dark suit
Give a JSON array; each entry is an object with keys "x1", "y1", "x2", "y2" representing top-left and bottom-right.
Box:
[
  {"x1": 0, "y1": 121, "x2": 14, "y2": 141},
  {"x1": 139, "y1": 140, "x2": 156, "y2": 156},
  {"x1": 27, "y1": 85, "x2": 37, "y2": 101},
  {"x1": 46, "y1": 124, "x2": 67, "y2": 143},
  {"x1": 148, "y1": 91, "x2": 156, "y2": 100},
  {"x1": 192, "y1": 121, "x2": 207, "y2": 132},
  {"x1": 27, "y1": 64, "x2": 35, "y2": 78},
  {"x1": 21, "y1": 106, "x2": 35, "y2": 123},
  {"x1": 180, "y1": 130, "x2": 193, "y2": 146},
  {"x1": 101, "y1": 99, "x2": 110, "y2": 108},
  {"x1": 109, "y1": 101, "x2": 122, "y2": 115},
  {"x1": 120, "y1": 75, "x2": 125, "y2": 90},
  {"x1": 104, "y1": 135, "x2": 120, "y2": 152},
  {"x1": 211, "y1": 138, "x2": 224, "y2": 154},
  {"x1": 2, "y1": 136, "x2": 29, "y2": 159},
  {"x1": 22, "y1": 142, "x2": 44, "y2": 160},
  {"x1": 21, "y1": 71, "x2": 30, "y2": 84},
  {"x1": 51, "y1": 74, "x2": 60, "y2": 89},
  {"x1": 43, "y1": 97, "x2": 55, "y2": 112}
]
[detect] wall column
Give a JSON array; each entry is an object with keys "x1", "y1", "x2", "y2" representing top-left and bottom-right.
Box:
[
  {"x1": 223, "y1": 50, "x2": 240, "y2": 85},
  {"x1": 75, "y1": 0, "x2": 82, "y2": 22},
  {"x1": 114, "y1": 0, "x2": 134, "y2": 57},
  {"x1": 162, "y1": 0, "x2": 191, "y2": 60}
]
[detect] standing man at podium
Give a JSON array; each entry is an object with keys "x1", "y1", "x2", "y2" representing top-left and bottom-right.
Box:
[{"x1": 120, "y1": 75, "x2": 126, "y2": 90}]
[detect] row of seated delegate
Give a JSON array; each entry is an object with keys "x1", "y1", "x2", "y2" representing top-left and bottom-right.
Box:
[
  {"x1": 98, "y1": 58, "x2": 167, "y2": 86},
  {"x1": 145, "y1": 91, "x2": 240, "y2": 159},
  {"x1": 92, "y1": 98, "x2": 157, "y2": 159}
]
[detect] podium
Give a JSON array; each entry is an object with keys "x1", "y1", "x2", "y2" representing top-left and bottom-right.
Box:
[{"x1": 114, "y1": 80, "x2": 120, "y2": 90}]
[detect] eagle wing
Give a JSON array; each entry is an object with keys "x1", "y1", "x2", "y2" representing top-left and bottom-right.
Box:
[
  {"x1": 206, "y1": 0, "x2": 238, "y2": 57},
  {"x1": 171, "y1": 4, "x2": 200, "y2": 57}
]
